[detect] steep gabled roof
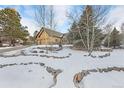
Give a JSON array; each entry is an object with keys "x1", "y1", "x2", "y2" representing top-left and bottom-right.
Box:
[{"x1": 36, "y1": 27, "x2": 63, "y2": 38}]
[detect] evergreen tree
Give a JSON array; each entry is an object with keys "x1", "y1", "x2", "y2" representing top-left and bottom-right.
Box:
[
  {"x1": 104, "y1": 27, "x2": 121, "y2": 48},
  {"x1": 0, "y1": 8, "x2": 29, "y2": 46},
  {"x1": 33, "y1": 30, "x2": 38, "y2": 38},
  {"x1": 110, "y1": 27, "x2": 120, "y2": 48},
  {"x1": 68, "y1": 5, "x2": 104, "y2": 50},
  {"x1": 69, "y1": 21, "x2": 79, "y2": 42},
  {"x1": 120, "y1": 23, "x2": 124, "y2": 45}
]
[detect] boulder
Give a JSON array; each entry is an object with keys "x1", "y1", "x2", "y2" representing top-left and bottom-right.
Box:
[
  {"x1": 21, "y1": 50, "x2": 26, "y2": 56},
  {"x1": 39, "y1": 63, "x2": 45, "y2": 66},
  {"x1": 68, "y1": 53, "x2": 72, "y2": 56},
  {"x1": 107, "y1": 67, "x2": 113, "y2": 72},
  {"x1": 102, "y1": 68, "x2": 109, "y2": 72},
  {"x1": 53, "y1": 56, "x2": 57, "y2": 59},
  {"x1": 82, "y1": 70, "x2": 90, "y2": 76},
  {"x1": 46, "y1": 67, "x2": 53, "y2": 73},
  {"x1": 28, "y1": 70, "x2": 32, "y2": 72},
  {"x1": 98, "y1": 68, "x2": 104, "y2": 73},
  {"x1": 39, "y1": 51, "x2": 44, "y2": 53},
  {"x1": 32, "y1": 54, "x2": 38, "y2": 56},
  {"x1": 66, "y1": 56, "x2": 69, "y2": 58},
  {"x1": 56, "y1": 69, "x2": 62, "y2": 74},
  {"x1": 90, "y1": 55, "x2": 96, "y2": 58},
  {"x1": 88, "y1": 69, "x2": 98, "y2": 72},
  {"x1": 73, "y1": 72, "x2": 84, "y2": 83},
  {"x1": 46, "y1": 56, "x2": 50, "y2": 58},
  {"x1": 0, "y1": 64, "x2": 8, "y2": 68},
  {"x1": 20, "y1": 63, "x2": 24, "y2": 65},
  {"x1": 112, "y1": 67, "x2": 121, "y2": 71},
  {"x1": 34, "y1": 62, "x2": 38, "y2": 64},
  {"x1": 23, "y1": 63, "x2": 28, "y2": 65},
  {"x1": 120, "y1": 67, "x2": 124, "y2": 71},
  {"x1": 37, "y1": 47, "x2": 42, "y2": 49},
  {"x1": 32, "y1": 50, "x2": 38, "y2": 53},
  {"x1": 98, "y1": 56, "x2": 103, "y2": 58},
  {"x1": 46, "y1": 66, "x2": 62, "y2": 76},
  {"x1": 52, "y1": 69, "x2": 62, "y2": 76},
  {"x1": 0, "y1": 65, "x2": 3, "y2": 68},
  {"x1": 9, "y1": 63, "x2": 17, "y2": 66},
  {"x1": 28, "y1": 62, "x2": 33, "y2": 64},
  {"x1": 2, "y1": 64, "x2": 9, "y2": 67}
]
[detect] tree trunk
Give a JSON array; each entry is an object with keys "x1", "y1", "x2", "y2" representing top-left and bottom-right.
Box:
[
  {"x1": 89, "y1": 24, "x2": 95, "y2": 56},
  {"x1": 78, "y1": 30, "x2": 87, "y2": 49},
  {"x1": 11, "y1": 39, "x2": 15, "y2": 46},
  {"x1": 86, "y1": 10, "x2": 90, "y2": 52},
  {"x1": 0, "y1": 40, "x2": 2, "y2": 47}
]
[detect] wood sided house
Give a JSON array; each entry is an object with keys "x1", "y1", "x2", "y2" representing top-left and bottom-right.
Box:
[{"x1": 35, "y1": 27, "x2": 68, "y2": 45}]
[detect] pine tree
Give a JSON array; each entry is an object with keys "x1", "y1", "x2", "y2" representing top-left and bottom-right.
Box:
[
  {"x1": 0, "y1": 8, "x2": 29, "y2": 46},
  {"x1": 110, "y1": 27, "x2": 120, "y2": 48},
  {"x1": 69, "y1": 21, "x2": 79, "y2": 42},
  {"x1": 69, "y1": 6, "x2": 103, "y2": 50},
  {"x1": 120, "y1": 23, "x2": 124, "y2": 45}
]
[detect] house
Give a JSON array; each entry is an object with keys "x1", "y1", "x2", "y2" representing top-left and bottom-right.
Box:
[{"x1": 35, "y1": 27, "x2": 64, "y2": 45}]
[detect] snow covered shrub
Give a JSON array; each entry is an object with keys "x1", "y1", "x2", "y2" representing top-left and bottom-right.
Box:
[{"x1": 32, "y1": 50, "x2": 38, "y2": 53}]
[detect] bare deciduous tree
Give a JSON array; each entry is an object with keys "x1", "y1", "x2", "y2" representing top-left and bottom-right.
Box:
[
  {"x1": 35, "y1": 5, "x2": 48, "y2": 53},
  {"x1": 89, "y1": 6, "x2": 108, "y2": 55},
  {"x1": 120, "y1": 23, "x2": 124, "y2": 45},
  {"x1": 67, "y1": 6, "x2": 87, "y2": 49},
  {"x1": 47, "y1": 5, "x2": 57, "y2": 51},
  {"x1": 103, "y1": 24, "x2": 113, "y2": 48},
  {"x1": 35, "y1": 5, "x2": 47, "y2": 27},
  {"x1": 48, "y1": 6, "x2": 57, "y2": 30},
  {"x1": 67, "y1": 5, "x2": 108, "y2": 56},
  {"x1": 35, "y1": 6, "x2": 58, "y2": 52}
]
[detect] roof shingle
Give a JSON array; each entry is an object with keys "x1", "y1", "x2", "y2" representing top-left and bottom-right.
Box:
[{"x1": 36, "y1": 27, "x2": 63, "y2": 38}]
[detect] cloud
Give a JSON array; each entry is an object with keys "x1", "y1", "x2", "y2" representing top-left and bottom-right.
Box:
[
  {"x1": 21, "y1": 17, "x2": 40, "y2": 36},
  {"x1": 52, "y1": 5, "x2": 71, "y2": 32},
  {"x1": 105, "y1": 6, "x2": 124, "y2": 30},
  {"x1": 53, "y1": 5, "x2": 71, "y2": 25},
  {"x1": 20, "y1": 5, "x2": 71, "y2": 34}
]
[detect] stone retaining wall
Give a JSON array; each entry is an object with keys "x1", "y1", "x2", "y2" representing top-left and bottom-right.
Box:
[
  {"x1": 0, "y1": 50, "x2": 72, "y2": 59},
  {"x1": 73, "y1": 66, "x2": 124, "y2": 88}
]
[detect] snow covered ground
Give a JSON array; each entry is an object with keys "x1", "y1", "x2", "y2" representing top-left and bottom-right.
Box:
[
  {"x1": 0, "y1": 47, "x2": 13, "y2": 50},
  {"x1": 0, "y1": 45, "x2": 24, "y2": 50},
  {"x1": 84, "y1": 71, "x2": 124, "y2": 88},
  {"x1": 0, "y1": 45, "x2": 124, "y2": 88}
]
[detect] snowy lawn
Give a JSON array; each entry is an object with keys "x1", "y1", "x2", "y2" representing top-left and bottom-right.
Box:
[
  {"x1": 83, "y1": 71, "x2": 124, "y2": 88},
  {"x1": 0, "y1": 45, "x2": 124, "y2": 88},
  {"x1": 0, "y1": 45, "x2": 24, "y2": 50},
  {"x1": 0, "y1": 47, "x2": 13, "y2": 50},
  {"x1": 0, "y1": 64, "x2": 53, "y2": 88}
]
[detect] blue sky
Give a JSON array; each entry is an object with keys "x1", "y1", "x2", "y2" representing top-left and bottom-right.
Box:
[{"x1": 0, "y1": 5, "x2": 124, "y2": 36}]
